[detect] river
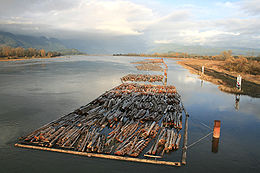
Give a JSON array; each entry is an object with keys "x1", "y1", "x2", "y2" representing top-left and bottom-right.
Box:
[{"x1": 0, "y1": 55, "x2": 259, "y2": 173}]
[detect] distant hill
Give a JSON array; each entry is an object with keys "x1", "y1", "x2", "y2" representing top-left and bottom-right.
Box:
[
  {"x1": 148, "y1": 43, "x2": 260, "y2": 56},
  {"x1": 0, "y1": 31, "x2": 68, "y2": 52},
  {"x1": 0, "y1": 31, "x2": 144, "y2": 55},
  {"x1": 2, "y1": 31, "x2": 259, "y2": 56}
]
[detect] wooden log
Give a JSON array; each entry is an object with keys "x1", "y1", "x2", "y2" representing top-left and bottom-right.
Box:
[
  {"x1": 146, "y1": 121, "x2": 156, "y2": 137},
  {"x1": 146, "y1": 140, "x2": 155, "y2": 155},
  {"x1": 121, "y1": 74, "x2": 164, "y2": 83},
  {"x1": 168, "y1": 129, "x2": 174, "y2": 150},
  {"x1": 69, "y1": 133, "x2": 81, "y2": 148},
  {"x1": 175, "y1": 133, "x2": 181, "y2": 149},
  {"x1": 127, "y1": 136, "x2": 138, "y2": 155},
  {"x1": 181, "y1": 102, "x2": 189, "y2": 165},
  {"x1": 48, "y1": 125, "x2": 72, "y2": 147},
  {"x1": 152, "y1": 128, "x2": 165, "y2": 155},
  {"x1": 15, "y1": 143, "x2": 180, "y2": 166},
  {"x1": 78, "y1": 131, "x2": 89, "y2": 152},
  {"x1": 144, "y1": 154, "x2": 162, "y2": 159},
  {"x1": 164, "y1": 129, "x2": 171, "y2": 151}
]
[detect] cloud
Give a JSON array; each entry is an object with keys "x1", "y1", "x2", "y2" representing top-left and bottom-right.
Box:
[
  {"x1": 154, "y1": 40, "x2": 172, "y2": 44},
  {"x1": 0, "y1": 0, "x2": 155, "y2": 36},
  {"x1": 0, "y1": 0, "x2": 260, "y2": 51},
  {"x1": 240, "y1": 0, "x2": 260, "y2": 15},
  {"x1": 157, "y1": 10, "x2": 192, "y2": 22},
  {"x1": 179, "y1": 30, "x2": 240, "y2": 45},
  {"x1": 0, "y1": 0, "x2": 78, "y2": 16},
  {"x1": 143, "y1": 1, "x2": 260, "y2": 48},
  {"x1": 216, "y1": 1, "x2": 237, "y2": 8}
]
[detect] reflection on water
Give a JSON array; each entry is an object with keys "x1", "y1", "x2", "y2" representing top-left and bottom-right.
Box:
[
  {"x1": 212, "y1": 137, "x2": 220, "y2": 153},
  {"x1": 0, "y1": 56, "x2": 259, "y2": 173},
  {"x1": 235, "y1": 94, "x2": 240, "y2": 110}
]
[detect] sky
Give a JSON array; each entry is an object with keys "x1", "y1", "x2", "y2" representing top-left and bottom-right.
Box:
[{"x1": 0, "y1": 0, "x2": 260, "y2": 52}]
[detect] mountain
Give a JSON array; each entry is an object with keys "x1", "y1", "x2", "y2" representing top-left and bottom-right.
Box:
[
  {"x1": 0, "y1": 31, "x2": 145, "y2": 54},
  {"x1": 148, "y1": 43, "x2": 260, "y2": 56},
  {"x1": 2, "y1": 31, "x2": 259, "y2": 56},
  {"x1": 0, "y1": 31, "x2": 67, "y2": 51},
  {"x1": 61, "y1": 35, "x2": 147, "y2": 55}
]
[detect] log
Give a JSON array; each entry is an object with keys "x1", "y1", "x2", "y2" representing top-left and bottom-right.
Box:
[
  {"x1": 15, "y1": 143, "x2": 181, "y2": 166},
  {"x1": 181, "y1": 102, "x2": 189, "y2": 165},
  {"x1": 144, "y1": 154, "x2": 162, "y2": 159}
]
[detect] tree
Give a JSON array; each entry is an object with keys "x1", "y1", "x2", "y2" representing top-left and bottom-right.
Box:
[
  {"x1": 221, "y1": 50, "x2": 232, "y2": 60},
  {"x1": 40, "y1": 49, "x2": 46, "y2": 57},
  {"x1": 2, "y1": 46, "x2": 12, "y2": 57},
  {"x1": 47, "y1": 52, "x2": 53, "y2": 57},
  {"x1": 15, "y1": 47, "x2": 25, "y2": 57},
  {"x1": 28, "y1": 48, "x2": 36, "y2": 57}
]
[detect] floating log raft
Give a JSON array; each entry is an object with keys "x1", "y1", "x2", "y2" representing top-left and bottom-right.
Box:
[
  {"x1": 16, "y1": 83, "x2": 184, "y2": 166},
  {"x1": 131, "y1": 58, "x2": 167, "y2": 72},
  {"x1": 131, "y1": 59, "x2": 163, "y2": 65},
  {"x1": 135, "y1": 64, "x2": 164, "y2": 72},
  {"x1": 121, "y1": 74, "x2": 164, "y2": 83}
]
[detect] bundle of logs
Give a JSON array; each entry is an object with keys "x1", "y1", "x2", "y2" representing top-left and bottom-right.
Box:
[
  {"x1": 18, "y1": 83, "x2": 183, "y2": 158},
  {"x1": 121, "y1": 74, "x2": 164, "y2": 83},
  {"x1": 146, "y1": 127, "x2": 181, "y2": 156},
  {"x1": 132, "y1": 59, "x2": 165, "y2": 72},
  {"x1": 131, "y1": 59, "x2": 163, "y2": 64},
  {"x1": 113, "y1": 83, "x2": 177, "y2": 94},
  {"x1": 135, "y1": 64, "x2": 164, "y2": 72}
]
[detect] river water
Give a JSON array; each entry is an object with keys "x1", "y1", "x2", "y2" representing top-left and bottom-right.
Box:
[{"x1": 0, "y1": 55, "x2": 259, "y2": 173}]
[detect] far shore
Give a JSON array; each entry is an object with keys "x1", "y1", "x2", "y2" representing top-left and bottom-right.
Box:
[
  {"x1": 176, "y1": 58, "x2": 260, "y2": 98},
  {"x1": 0, "y1": 56, "x2": 67, "y2": 62}
]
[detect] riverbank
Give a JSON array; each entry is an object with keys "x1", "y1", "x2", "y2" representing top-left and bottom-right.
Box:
[
  {"x1": 0, "y1": 56, "x2": 65, "y2": 62},
  {"x1": 177, "y1": 58, "x2": 260, "y2": 98}
]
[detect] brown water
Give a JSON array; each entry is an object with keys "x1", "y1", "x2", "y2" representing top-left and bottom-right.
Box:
[{"x1": 0, "y1": 55, "x2": 259, "y2": 173}]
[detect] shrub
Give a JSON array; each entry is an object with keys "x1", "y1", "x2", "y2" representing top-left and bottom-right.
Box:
[{"x1": 223, "y1": 56, "x2": 260, "y2": 75}]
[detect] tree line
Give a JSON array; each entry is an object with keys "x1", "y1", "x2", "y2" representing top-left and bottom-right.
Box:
[
  {"x1": 113, "y1": 51, "x2": 259, "y2": 61},
  {"x1": 114, "y1": 51, "x2": 260, "y2": 75},
  {"x1": 0, "y1": 46, "x2": 61, "y2": 58}
]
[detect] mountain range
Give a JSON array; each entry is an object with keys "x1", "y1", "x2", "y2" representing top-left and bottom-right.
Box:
[
  {"x1": 148, "y1": 43, "x2": 260, "y2": 56},
  {"x1": 0, "y1": 31, "x2": 68, "y2": 52},
  {"x1": 1, "y1": 31, "x2": 259, "y2": 56}
]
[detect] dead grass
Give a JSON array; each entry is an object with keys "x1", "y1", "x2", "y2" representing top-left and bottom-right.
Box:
[{"x1": 223, "y1": 57, "x2": 260, "y2": 75}]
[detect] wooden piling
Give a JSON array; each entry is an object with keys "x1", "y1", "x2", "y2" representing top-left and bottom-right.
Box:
[
  {"x1": 213, "y1": 120, "x2": 221, "y2": 138},
  {"x1": 14, "y1": 143, "x2": 181, "y2": 167}
]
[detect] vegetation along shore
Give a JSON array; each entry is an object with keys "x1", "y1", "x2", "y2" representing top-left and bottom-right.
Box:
[{"x1": 0, "y1": 46, "x2": 84, "y2": 61}]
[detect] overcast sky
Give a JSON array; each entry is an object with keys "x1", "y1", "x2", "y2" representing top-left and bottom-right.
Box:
[{"x1": 0, "y1": 0, "x2": 260, "y2": 50}]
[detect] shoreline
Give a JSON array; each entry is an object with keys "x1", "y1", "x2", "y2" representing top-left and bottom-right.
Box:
[
  {"x1": 0, "y1": 56, "x2": 66, "y2": 62},
  {"x1": 176, "y1": 58, "x2": 260, "y2": 98}
]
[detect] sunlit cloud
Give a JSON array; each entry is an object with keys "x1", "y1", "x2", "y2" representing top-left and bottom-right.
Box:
[
  {"x1": 154, "y1": 40, "x2": 172, "y2": 44},
  {"x1": 0, "y1": 0, "x2": 155, "y2": 35}
]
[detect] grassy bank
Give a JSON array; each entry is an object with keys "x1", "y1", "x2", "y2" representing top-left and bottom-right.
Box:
[{"x1": 177, "y1": 59, "x2": 260, "y2": 98}]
